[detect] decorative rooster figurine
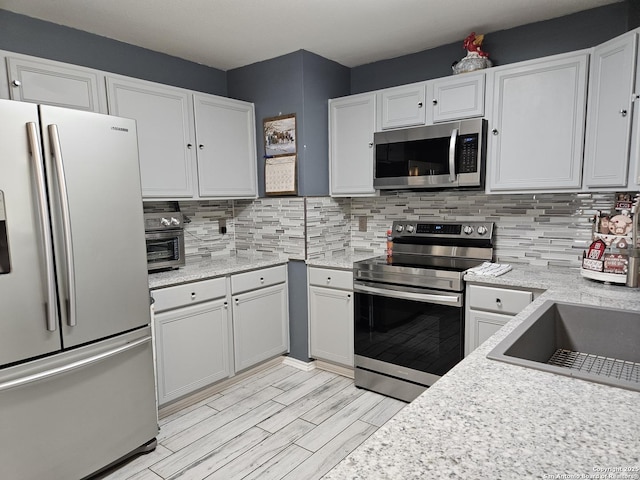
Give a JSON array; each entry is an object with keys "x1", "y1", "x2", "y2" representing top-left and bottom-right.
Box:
[
  {"x1": 463, "y1": 32, "x2": 489, "y2": 57},
  {"x1": 453, "y1": 32, "x2": 492, "y2": 75}
]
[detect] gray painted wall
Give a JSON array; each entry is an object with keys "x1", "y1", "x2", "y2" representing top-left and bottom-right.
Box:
[
  {"x1": 350, "y1": 2, "x2": 629, "y2": 93},
  {"x1": 287, "y1": 260, "x2": 310, "y2": 362},
  {"x1": 0, "y1": 9, "x2": 227, "y2": 95}
]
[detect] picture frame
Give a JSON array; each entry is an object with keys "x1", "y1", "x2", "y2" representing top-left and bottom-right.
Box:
[{"x1": 263, "y1": 113, "x2": 296, "y2": 157}]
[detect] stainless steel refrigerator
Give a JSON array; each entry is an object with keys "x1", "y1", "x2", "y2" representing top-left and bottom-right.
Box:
[{"x1": 0, "y1": 99, "x2": 158, "y2": 479}]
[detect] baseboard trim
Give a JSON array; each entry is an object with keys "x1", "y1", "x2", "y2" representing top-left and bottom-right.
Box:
[
  {"x1": 282, "y1": 356, "x2": 316, "y2": 371},
  {"x1": 314, "y1": 360, "x2": 355, "y2": 379}
]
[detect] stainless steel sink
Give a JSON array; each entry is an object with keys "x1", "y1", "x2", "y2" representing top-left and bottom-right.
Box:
[{"x1": 487, "y1": 300, "x2": 640, "y2": 392}]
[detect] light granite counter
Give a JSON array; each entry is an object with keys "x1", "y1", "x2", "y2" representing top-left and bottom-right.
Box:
[
  {"x1": 148, "y1": 255, "x2": 288, "y2": 289},
  {"x1": 325, "y1": 265, "x2": 640, "y2": 480},
  {"x1": 306, "y1": 253, "x2": 378, "y2": 270}
]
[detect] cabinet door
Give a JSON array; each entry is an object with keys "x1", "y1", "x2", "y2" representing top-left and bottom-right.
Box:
[
  {"x1": 487, "y1": 53, "x2": 588, "y2": 192},
  {"x1": 329, "y1": 93, "x2": 376, "y2": 196},
  {"x1": 584, "y1": 33, "x2": 638, "y2": 188},
  {"x1": 465, "y1": 309, "x2": 512, "y2": 356},
  {"x1": 106, "y1": 76, "x2": 196, "y2": 198},
  {"x1": 379, "y1": 83, "x2": 427, "y2": 129},
  {"x1": 232, "y1": 282, "x2": 289, "y2": 372},
  {"x1": 6, "y1": 56, "x2": 107, "y2": 113},
  {"x1": 431, "y1": 72, "x2": 485, "y2": 123},
  {"x1": 155, "y1": 299, "x2": 230, "y2": 406},
  {"x1": 308, "y1": 286, "x2": 353, "y2": 367},
  {"x1": 193, "y1": 94, "x2": 258, "y2": 198}
]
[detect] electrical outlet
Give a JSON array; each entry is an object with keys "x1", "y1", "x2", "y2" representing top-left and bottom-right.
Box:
[
  {"x1": 359, "y1": 216, "x2": 367, "y2": 232},
  {"x1": 219, "y1": 218, "x2": 227, "y2": 235}
]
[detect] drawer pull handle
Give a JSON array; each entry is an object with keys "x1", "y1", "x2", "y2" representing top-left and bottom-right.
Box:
[
  {"x1": 327, "y1": 277, "x2": 331, "y2": 283},
  {"x1": 191, "y1": 292, "x2": 196, "y2": 300},
  {"x1": 496, "y1": 298, "x2": 502, "y2": 307},
  {"x1": 260, "y1": 277, "x2": 264, "y2": 283}
]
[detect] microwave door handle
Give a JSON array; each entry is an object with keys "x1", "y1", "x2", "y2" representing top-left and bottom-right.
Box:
[
  {"x1": 48, "y1": 124, "x2": 77, "y2": 328},
  {"x1": 26, "y1": 122, "x2": 58, "y2": 332},
  {"x1": 449, "y1": 128, "x2": 458, "y2": 183}
]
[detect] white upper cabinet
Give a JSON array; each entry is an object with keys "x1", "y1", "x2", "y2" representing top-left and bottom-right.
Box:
[
  {"x1": 486, "y1": 52, "x2": 589, "y2": 192},
  {"x1": 583, "y1": 31, "x2": 638, "y2": 189},
  {"x1": 329, "y1": 92, "x2": 377, "y2": 196},
  {"x1": 430, "y1": 72, "x2": 485, "y2": 123},
  {"x1": 193, "y1": 94, "x2": 257, "y2": 198},
  {"x1": 4, "y1": 54, "x2": 107, "y2": 113},
  {"x1": 106, "y1": 76, "x2": 196, "y2": 199},
  {"x1": 378, "y1": 82, "x2": 427, "y2": 129}
]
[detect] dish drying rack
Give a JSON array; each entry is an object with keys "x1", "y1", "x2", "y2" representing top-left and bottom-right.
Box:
[{"x1": 581, "y1": 194, "x2": 640, "y2": 286}]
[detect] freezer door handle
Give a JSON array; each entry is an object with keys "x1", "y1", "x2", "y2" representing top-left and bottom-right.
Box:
[
  {"x1": 0, "y1": 336, "x2": 151, "y2": 392},
  {"x1": 48, "y1": 124, "x2": 77, "y2": 327},
  {"x1": 26, "y1": 122, "x2": 58, "y2": 332}
]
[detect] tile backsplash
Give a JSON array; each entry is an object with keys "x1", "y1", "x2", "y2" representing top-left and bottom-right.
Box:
[{"x1": 145, "y1": 191, "x2": 618, "y2": 268}]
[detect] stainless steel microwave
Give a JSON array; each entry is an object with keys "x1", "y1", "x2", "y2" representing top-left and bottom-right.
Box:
[{"x1": 373, "y1": 118, "x2": 487, "y2": 190}]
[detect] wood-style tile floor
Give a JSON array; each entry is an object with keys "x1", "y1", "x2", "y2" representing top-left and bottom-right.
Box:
[{"x1": 98, "y1": 363, "x2": 406, "y2": 480}]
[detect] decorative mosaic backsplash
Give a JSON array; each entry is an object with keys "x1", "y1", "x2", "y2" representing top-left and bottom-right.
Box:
[
  {"x1": 234, "y1": 198, "x2": 306, "y2": 260},
  {"x1": 146, "y1": 190, "x2": 619, "y2": 268},
  {"x1": 347, "y1": 191, "x2": 616, "y2": 267}
]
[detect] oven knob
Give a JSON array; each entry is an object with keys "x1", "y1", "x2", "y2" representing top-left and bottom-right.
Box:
[
  {"x1": 170, "y1": 217, "x2": 181, "y2": 226},
  {"x1": 463, "y1": 225, "x2": 474, "y2": 235},
  {"x1": 395, "y1": 224, "x2": 404, "y2": 233},
  {"x1": 160, "y1": 217, "x2": 171, "y2": 227},
  {"x1": 406, "y1": 224, "x2": 415, "y2": 233},
  {"x1": 477, "y1": 226, "x2": 488, "y2": 235}
]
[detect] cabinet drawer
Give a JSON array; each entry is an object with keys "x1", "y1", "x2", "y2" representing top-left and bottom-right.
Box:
[
  {"x1": 308, "y1": 267, "x2": 353, "y2": 290},
  {"x1": 231, "y1": 265, "x2": 286, "y2": 294},
  {"x1": 468, "y1": 285, "x2": 532, "y2": 315},
  {"x1": 152, "y1": 277, "x2": 227, "y2": 313}
]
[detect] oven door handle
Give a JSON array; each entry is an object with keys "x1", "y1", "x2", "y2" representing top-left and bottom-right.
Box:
[{"x1": 354, "y1": 283, "x2": 462, "y2": 307}]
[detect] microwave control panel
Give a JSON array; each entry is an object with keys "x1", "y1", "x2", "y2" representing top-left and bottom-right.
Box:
[{"x1": 457, "y1": 134, "x2": 478, "y2": 174}]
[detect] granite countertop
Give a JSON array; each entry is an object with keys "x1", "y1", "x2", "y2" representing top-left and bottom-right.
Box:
[
  {"x1": 148, "y1": 254, "x2": 288, "y2": 289},
  {"x1": 325, "y1": 264, "x2": 640, "y2": 480},
  {"x1": 306, "y1": 252, "x2": 378, "y2": 270}
]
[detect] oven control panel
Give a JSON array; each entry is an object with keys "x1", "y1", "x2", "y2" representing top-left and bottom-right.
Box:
[{"x1": 392, "y1": 221, "x2": 493, "y2": 240}]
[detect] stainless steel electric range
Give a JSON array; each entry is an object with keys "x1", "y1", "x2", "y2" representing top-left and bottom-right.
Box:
[{"x1": 353, "y1": 220, "x2": 494, "y2": 402}]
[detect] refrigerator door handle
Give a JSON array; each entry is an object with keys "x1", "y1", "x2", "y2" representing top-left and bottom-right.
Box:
[
  {"x1": 0, "y1": 336, "x2": 152, "y2": 392},
  {"x1": 48, "y1": 124, "x2": 77, "y2": 327},
  {"x1": 26, "y1": 122, "x2": 58, "y2": 332}
]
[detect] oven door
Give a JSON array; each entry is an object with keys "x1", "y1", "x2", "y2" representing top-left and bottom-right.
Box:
[
  {"x1": 145, "y1": 231, "x2": 185, "y2": 272},
  {"x1": 353, "y1": 281, "x2": 464, "y2": 389}
]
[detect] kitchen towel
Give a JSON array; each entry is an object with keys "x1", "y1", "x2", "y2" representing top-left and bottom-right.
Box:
[{"x1": 466, "y1": 262, "x2": 512, "y2": 276}]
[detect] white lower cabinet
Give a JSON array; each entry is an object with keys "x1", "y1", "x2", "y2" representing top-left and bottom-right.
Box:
[
  {"x1": 152, "y1": 277, "x2": 231, "y2": 406},
  {"x1": 465, "y1": 284, "x2": 535, "y2": 355},
  {"x1": 231, "y1": 266, "x2": 289, "y2": 372},
  {"x1": 308, "y1": 267, "x2": 354, "y2": 367}
]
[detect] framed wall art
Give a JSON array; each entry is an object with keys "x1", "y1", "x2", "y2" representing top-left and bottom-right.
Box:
[{"x1": 263, "y1": 113, "x2": 296, "y2": 157}]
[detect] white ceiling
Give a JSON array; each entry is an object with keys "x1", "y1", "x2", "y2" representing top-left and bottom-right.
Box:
[{"x1": 0, "y1": 0, "x2": 623, "y2": 71}]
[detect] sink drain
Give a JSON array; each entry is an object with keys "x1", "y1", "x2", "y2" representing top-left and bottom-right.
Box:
[{"x1": 548, "y1": 349, "x2": 640, "y2": 384}]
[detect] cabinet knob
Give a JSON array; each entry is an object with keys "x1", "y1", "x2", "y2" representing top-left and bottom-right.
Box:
[
  {"x1": 432, "y1": 99, "x2": 438, "y2": 105},
  {"x1": 260, "y1": 277, "x2": 264, "y2": 283},
  {"x1": 496, "y1": 298, "x2": 502, "y2": 307},
  {"x1": 223, "y1": 301, "x2": 228, "y2": 308},
  {"x1": 12, "y1": 79, "x2": 21, "y2": 87},
  {"x1": 199, "y1": 144, "x2": 205, "y2": 150},
  {"x1": 368, "y1": 142, "x2": 373, "y2": 148},
  {"x1": 191, "y1": 292, "x2": 197, "y2": 300},
  {"x1": 326, "y1": 277, "x2": 331, "y2": 284},
  {"x1": 620, "y1": 109, "x2": 628, "y2": 117},
  {"x1": 235, "y1": 298, "x2": 239, "y2": 305},
  {"x1": 492, "y1": 128, "x2": 499, "y2": 136},
  {"x1": 347, "y1": 294, "x2": 351, "y2": 299},
  {"x1": 187, "y1": 143, "x2": 193, "y2": 149},
  {"x1": 417, "y1": 102, "x2": 423, "y2": 108}
]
